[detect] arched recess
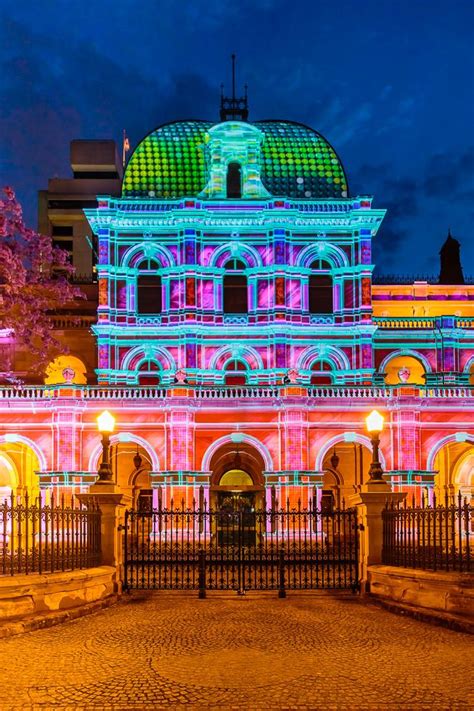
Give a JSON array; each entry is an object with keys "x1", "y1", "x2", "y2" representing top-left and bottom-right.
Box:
[
  {"x1": 210, "y1": 344, "x2": 264, "y2": 372},
  {"x1": 0, "y1": 453, "x2": 18, "y2": 499},
  {"x1": 121, "y1": 243, "x2": 175, "y2": 269},
  {"x1": 429, "y1": 433, "x2": 474, "y2": 495},
  {"x1": 379, "y1": 350, "x2": 431, "y2": 385},
  {"x1": 201, "y1": 433, "x2": 274, "y2": 473},
  {"x1": 88, "y1": 433, "x2": 160, "y2": 473},
  {"x1": 223, "y1": 358, "x2": 248, "y2": 385},
  {"x1": 136, "y1": 259, "x2": 162, "y2": 315},
  {"x1": 0, "y1": 434, "x2": 46, "y2": 499},
  {"x1": 44, "y1": 355, "x2": 88, "y2": 385},
  {"x1": 297, "y1": 243, "x2": 348, "y2": 270},
  {"x1": 455, "y1": 449, "x2": 474, "y2": 495},
  {"x1": 0, "y1": 434, "x2": 48, "y2": 472},
  {"x1": 315, "y1": 433, "x2": 387, "y2": 473},
  {"x1": 463, "y1": 356, "x2": 474, "y2": 385},
  {"x1": 121, "y1": 345, "x2": 176, "y2": 373},
  {"x1": 297, "y1": 345, "x2": 350, "y2": 373},
  {"x1": 135, "y1": 359, "x2": 162, "y2": 385},
  {"x1": 210, "y1": 243, "x2": 262, "y2": 269},
  {"x1": 226, "y1": 162, "x2": 242, "y2": 198},
  {"x1": 223, "y1": 259, "x2": 247, "y2": 313},
  {"x1": 308, "y1": 259, "x2": 333, "y2": 314},
  {"x1": 308, "y1": 358, "x2": 334, "y2": 385}
]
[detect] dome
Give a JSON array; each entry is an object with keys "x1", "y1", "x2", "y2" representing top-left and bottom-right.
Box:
[{"x1": 122, "y1": 119, "x2": 348, "y2": 200}]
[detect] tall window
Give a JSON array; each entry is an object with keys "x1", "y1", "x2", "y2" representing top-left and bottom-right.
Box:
[
  {"x1": 137, "y1": 260, "x2": 162, "y2": 314},
  {"x1": 223, "y1": 260, "x2": 247, "y2": 313},
  {"x1": 309, "y1": 260, "x2": 333, "y2": 314},
  {"x1": 226, "y1": 162, "x2": 242, "y2": 198},
  {"x1": 224, "y1": 359, "x2": 247, "y2": 385}
]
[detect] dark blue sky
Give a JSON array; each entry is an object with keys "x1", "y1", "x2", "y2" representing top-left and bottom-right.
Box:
[{"x1": 1, "y1": 0, "x2": 473, "y2": 274}]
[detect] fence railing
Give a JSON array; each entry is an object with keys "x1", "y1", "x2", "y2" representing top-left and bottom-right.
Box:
[
  {"x1": 0, "y1": 493, "x2": 101, "y2": 576},
  {"x1": 382, "y1": 492, "x2": 472, "y2": 573},
  {"x1": 124, "y1": 499, "x2": 359, "y2": 593}
]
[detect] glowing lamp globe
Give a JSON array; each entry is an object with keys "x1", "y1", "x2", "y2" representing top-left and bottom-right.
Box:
[
  {"x1": 366, "y1": 410, "x2": 384, "y2": 434},
  {"x1": 97, "y1": 410, "x2": 115, "y2": 434}
]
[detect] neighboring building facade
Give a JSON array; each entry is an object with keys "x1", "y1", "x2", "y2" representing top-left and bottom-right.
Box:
[
  {"x1": 38, "y1": 139, "x2": 122, "y2": 276},
  {"x1": 0, "y1": 114, "x2": 473, "y2": 511}
]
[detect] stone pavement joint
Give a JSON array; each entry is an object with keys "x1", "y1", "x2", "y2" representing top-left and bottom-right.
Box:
[{"x1": 0, "y1": 592, "x2": 472, "y2": 709}]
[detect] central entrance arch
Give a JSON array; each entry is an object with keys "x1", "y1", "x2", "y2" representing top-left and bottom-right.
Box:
[{"x1": 209, "y1": 441, "x2": 265, "y2": 545}]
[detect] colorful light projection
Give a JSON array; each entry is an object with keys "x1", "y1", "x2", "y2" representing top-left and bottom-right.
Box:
[{"x1": 122, "y1": 120, "x2": 348, "y2": 199}]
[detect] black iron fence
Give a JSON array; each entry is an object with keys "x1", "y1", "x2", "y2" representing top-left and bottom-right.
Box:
[
  {"x1": 0, "y1": 493, "x2": 101, "y2": 575},
  {"x1": 382, "y1": 492, "x2": 472, "y2": 572},
  {"x1": 124, "y1": 500, "x2": 359, "y2": 595}
]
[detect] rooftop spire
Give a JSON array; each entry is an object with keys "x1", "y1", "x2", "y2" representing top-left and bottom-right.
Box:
[{"x1": 220, "y1": 54, "x2": 249, "y2": 122}]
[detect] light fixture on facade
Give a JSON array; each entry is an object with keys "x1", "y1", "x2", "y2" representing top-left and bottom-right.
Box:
[{"x1": 365, "y1": 410, "x2": 385, "y2": 482}]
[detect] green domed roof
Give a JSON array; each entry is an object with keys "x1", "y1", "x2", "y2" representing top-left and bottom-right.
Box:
[{"x1": 122, "y1": 119, "x2": 348, "y2": 199}]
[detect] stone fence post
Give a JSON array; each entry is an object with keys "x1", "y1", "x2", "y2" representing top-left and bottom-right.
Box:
[
  {"x1": 79, "y1": 482, "x2": 131, "y2": 592},
  {"x1": 349, "y1": 480, "x2": 406, "y2": 593}
]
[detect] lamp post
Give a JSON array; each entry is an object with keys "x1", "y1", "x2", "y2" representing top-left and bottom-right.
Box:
[
  {"x1": 97, "y1": 410, "x2": 116, "y2": 482},
  {"x1": 365, "y1": 409, "x2": 385, "y2": 482}
]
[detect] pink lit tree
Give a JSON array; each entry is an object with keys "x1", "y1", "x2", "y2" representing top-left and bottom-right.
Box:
[{"x1": 0, "y1": 187, "x2": 83, "y2": 382}]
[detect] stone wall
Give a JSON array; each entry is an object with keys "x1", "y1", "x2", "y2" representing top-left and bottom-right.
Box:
[
  {"x1": 0, "y1": 566, "x2": 116, "y2": 623},
  {"x1": 368, "y1": 564, "x2": 474, "y2": 620}
]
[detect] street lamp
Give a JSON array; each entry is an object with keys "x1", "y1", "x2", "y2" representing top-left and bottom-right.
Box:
[
  {"x1": 365, "y1": 409, "x2": 384, "y2": 482},
  {"x1": 97, "y1": 410, "x2": 115, "y2": 482}
]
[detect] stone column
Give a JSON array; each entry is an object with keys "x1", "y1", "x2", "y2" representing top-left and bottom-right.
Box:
[
  {"x1": 349, "y1": 480, "x2": 406, "y2": 593},
  {"x1": 79, "y1": 482, "x2": 131, "y2": 592}
]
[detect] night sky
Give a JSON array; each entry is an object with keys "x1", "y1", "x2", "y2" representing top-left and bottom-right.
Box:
[{"x1": 1, "y1": 0, "x2": 473, "y2": 275}]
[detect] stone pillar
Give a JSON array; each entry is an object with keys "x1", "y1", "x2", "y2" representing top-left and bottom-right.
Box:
[
  {"x1": 349, "y1": 480, "x2": 406, "y2": 593},
  {"x1": 79, "y1": 482, "x2": 131, "y2": 592}
]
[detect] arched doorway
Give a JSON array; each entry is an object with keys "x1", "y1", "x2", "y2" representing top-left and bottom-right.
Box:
[
  {"x1": 0, "y1": 454, "x2": 16, "y2": 501},
  {"x1": 321, "y1": 442, "x2": 373, "y2": 501},
  {"x1": 209, "y1": 441, "x2": 265, "y2": 543},
  {"x1": 97, "y1": 441, "x2": 153, "y2": 505},
  {"x1": 432, "y1": 436, "x2": 474, "y2": 499}
]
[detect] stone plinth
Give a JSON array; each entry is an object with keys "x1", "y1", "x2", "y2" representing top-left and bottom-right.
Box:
[{"x1": 349, "y1": 480, "x2": 406, "y2": 592}]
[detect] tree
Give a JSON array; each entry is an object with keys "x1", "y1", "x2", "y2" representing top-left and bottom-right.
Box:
[{"x1": 0, "y1": 187, "x2": 83, "y2": 380}]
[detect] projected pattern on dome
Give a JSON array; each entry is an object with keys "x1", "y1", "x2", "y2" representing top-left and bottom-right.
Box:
[{"x1": 122, "y1": 120, "x2": 348, "y2": 199}]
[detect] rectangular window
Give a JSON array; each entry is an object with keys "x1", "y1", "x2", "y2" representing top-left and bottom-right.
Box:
[
  {"x1": 224, "y1": 275, "x2": 247, "y2": 313},
  {"x1": 137, "y1": 276, "x2": 162, "y2": 314}
]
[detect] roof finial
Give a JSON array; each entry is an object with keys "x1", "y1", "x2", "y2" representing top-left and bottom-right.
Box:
[{"x1": 220, "y1": 54, "x2": 249, "y2": 122}]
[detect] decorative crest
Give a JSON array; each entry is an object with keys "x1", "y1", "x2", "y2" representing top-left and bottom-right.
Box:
[{"x1": 220, "y1": 54, "x2": 249, "y2": 122}]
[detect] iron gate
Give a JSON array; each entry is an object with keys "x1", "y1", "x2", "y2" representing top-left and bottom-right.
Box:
[{"x1": 123, "y1": 502, "x2": 359, "y2": 595}]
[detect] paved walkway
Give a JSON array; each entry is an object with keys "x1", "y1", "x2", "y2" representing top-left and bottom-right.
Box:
[{"x1": 0, "y1": 593, "x2": 472, "y2": 709}]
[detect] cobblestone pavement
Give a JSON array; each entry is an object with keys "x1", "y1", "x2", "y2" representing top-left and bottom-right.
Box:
[{"x1": 0, "y1": 593, "x2": 472, "y2": 709}]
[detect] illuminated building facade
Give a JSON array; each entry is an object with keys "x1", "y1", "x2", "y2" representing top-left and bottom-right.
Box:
[{"x1": 0, "y1": 111, "x2": 473, "y2": 511}]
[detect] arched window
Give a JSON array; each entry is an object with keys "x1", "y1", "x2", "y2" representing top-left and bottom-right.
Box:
[
  {"x1": 310, "y1": 359, "x2": 333, "y2": 385},
  {"x1": 227, "y1": 162, "x2": 242, "y2": 199},
  {"x1": 224, "y1": 359, "x2": 247, "y2": 386},
  {"x1": 223, "y1": 260, "x2": 247, "y2": 313},
  {"x1": 137, "y1": 360, "x2": 161, "y2": 386},
  {"x1": 309, "y1": 260, "x2": 333, "y2": 314},
  {"x1": 137, "y1": 260, "x2": 162, "y2": 314}
]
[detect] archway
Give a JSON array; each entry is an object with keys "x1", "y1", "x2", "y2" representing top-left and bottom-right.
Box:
[
  {"x1": 209, "y1": 441, "x2": 266, "y2": 545},
  {"x1": 0, "y1": 437, "x2": 43, "y2": 500},
  {"x1": 381, "y1": 353, "x2": 428, "y2": 385},
  {"x1": 320, "y1": 440, "x2": 375, "y2": 498},
  {"x1": 209, "y1": 440, "x2": 265, "y2": 509},
  {"x1": 0, "y1": 454, "x2": 17, "y2": 500},
  {"x1": 430, "y1": 435, "x2": 474, "y2": 498},
  {"x1": 44, "y1": 355, "x2": 87, "y2": 385}
]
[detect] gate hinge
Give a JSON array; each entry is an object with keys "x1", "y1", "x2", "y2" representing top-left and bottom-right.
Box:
[
  {"x1": 117, "y1": 524, "x2": 129, "y2": 531},
  {"x1": 357, "y1": 523, "x2": 365, "y2": 531}
]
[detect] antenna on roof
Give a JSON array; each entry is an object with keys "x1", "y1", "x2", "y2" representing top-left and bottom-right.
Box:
[{"x1": 220, "y1": 54, "x2": 249, "y2": 122}]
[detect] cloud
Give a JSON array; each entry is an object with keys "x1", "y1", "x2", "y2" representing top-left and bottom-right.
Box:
[{"x1": 422, "y1": 147, "x2": 474, "y2": 198}]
